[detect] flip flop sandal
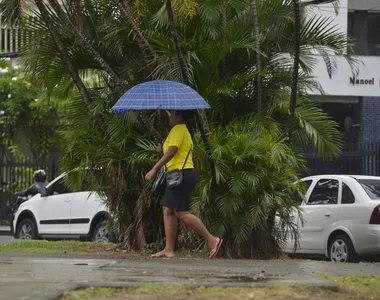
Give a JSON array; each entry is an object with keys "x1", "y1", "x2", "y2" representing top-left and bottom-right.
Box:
[{"x1": 209, "y1": 238, "x2": 223, "y2": 259}]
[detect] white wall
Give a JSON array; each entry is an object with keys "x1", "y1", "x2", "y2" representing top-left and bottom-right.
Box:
[
  {"x1": 305, "y1": 0, "x2": 380, "y2": 98},
  {"x1": 308, "y1": 56, "x2": 380, "y2": 97}
]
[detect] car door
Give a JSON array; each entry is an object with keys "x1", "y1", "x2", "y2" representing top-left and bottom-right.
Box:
[
  {"x1": 299, "y1": 177, "x2": 340, "y2": 252},
  {"x1": 36, "y1": 178, "x2": 72, "y2": 234},
  {"x1": 69, "y1": 180, "x2": 104, "y2": 235}
]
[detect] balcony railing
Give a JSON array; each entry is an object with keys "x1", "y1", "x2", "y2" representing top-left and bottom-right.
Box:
[{"x1": 0, "y1": 14, "x2": 23, "y2": 56}]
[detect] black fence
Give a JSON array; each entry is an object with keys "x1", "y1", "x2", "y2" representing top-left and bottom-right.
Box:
[
  {"x1": 304, "y1": 142, "x2": 380, "y2": 177},
  {"x1": 0, "y1": 157, "x2": 59, "y2": 224},
  {"x1": 1, "y1": 142, "x2": 379, "y2": 224}
]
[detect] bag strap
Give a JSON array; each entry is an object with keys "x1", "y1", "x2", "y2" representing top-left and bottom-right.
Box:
[{"x1": 182, "y1": 144, "x2": 193, "y2": 170}]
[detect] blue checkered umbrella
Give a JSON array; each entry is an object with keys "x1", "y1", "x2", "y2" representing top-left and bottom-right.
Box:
[{"x1": 112, "y1": 80, "x2": 211, "y2": 114}]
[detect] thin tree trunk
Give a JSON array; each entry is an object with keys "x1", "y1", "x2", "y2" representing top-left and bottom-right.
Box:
[
  {"x1": 166, "y1": 0, "x2": 189, "y2": 86},
  {"x1": 289, "y1": 0, "x2": 301, "y2": 138},
  {"x1": 48, "y1": 0, "x2": 126, "y2": 94},
  {"x1": 115, "y1": 0, "x2": 156, "y2": 61},
  {"x1": 166, "y1": 0, "x2": 216, "y2": 184},
  {"x1": 267, "y1": 0, "x2": 301, "y2": 238},
  {"x1": 220, "y1": 0, "x2": 227, "y2": 74},
  {"x1": 48, "y1": 0, "x2": 161, "y2": 142},
  {"x1": 251, "y1": 0, "x2": 262, "y2": 114},
  {"x1": 34, "y1": 0, "x2": 102, "y2": 126}
]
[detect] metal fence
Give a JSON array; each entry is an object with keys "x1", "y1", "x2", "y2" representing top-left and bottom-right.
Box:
[
  {"x1": 0, "y1": 157, "x2": 59, "y2": 224},
  {"x1": 304, "y1": 142, "x2": 380, "y2": 177},
  {"x1": 1, "y1": 142, "x2": 379, "y2": 224}
]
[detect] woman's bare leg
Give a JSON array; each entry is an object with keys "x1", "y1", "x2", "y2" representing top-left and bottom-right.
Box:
[
  {"x1": 176, "y1": 211, "x2": 219, "y2": 251},
  {"x1": 152, "y1": 207, "x2": 177, "y2": 258}
]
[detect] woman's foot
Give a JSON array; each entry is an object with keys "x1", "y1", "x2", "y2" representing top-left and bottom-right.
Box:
[
  {"x1": 208, "y1": 237, "x2": 223, "y2": 259},
  {"x1": 151, "y1": 250, "x2": 175, "y2": 258}
]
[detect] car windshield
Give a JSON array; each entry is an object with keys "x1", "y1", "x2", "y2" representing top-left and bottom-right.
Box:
[{"x1": 357, "y1": 179, "x2": 380, "y2": 200}]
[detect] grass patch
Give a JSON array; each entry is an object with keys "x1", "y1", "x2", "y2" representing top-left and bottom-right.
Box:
[
  {"x1": 317, "y1": 273, "x2": 380, "y2": 296},
  {"x1": 59, "y1": 281, "x2": 379, "y2": 300},
  {"x1": 0, "y1": 240, "x2": 120, "y2": 255}
]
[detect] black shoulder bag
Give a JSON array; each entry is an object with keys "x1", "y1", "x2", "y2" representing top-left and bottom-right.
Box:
[
  {"x1": 152, "y1": 146, "x2": 192, "y2": 195},
  {"x1": 166, "y1": 146, "x2": 192, "y2": 189},
  {"x1": 152, "y1": 166, "x2": 166, "y2": 196}
]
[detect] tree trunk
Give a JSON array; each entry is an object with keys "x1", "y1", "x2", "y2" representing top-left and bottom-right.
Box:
[
  {"x1": 48, "y1": 0, "x2": 126, "y2": 95},
  {"x1": 289, "y1": 0, "x2": 301, "y2": 138},
  {"x1": 34, "y1": 0, "x2": 102, "y2": 126},
  {"x1": 251, "y1": 0, "x2": 262, "y2": 114},
  {"x1": 267, "y1": 0, "x2": 301, "y2": 239},
  {"x1": 48, "y1": 0, "x2": 162, "y2": 142},
  {"x1": 220, "y1": 0, "x2": 227, "y2": 74},
  {"x1": 166, "y1": 0, "x2": 216, "y2": 184},
  {"x1": 115, "y1": 0, "x2": 156, "y2": 61},
  {"x1": 166, "y1": 0, "x2": 189, "y2": 86}
]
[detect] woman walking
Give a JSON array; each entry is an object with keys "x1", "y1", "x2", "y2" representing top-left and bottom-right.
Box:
[{"x1": 145, "y1": 110, "x2": 223, "y2": 259}]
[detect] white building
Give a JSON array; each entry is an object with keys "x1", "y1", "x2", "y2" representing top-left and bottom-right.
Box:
[{"x1": 308, "y1": 0, "x2": 380, "y2": 144}]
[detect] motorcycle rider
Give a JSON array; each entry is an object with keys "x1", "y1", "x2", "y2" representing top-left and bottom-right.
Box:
[{"x1": 16, "y1": 169, "x2": 49, "y2": 198}]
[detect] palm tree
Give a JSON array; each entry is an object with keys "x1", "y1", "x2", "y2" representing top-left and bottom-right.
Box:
[
  {"x1": 6, "y1": 0, "x2": 350, "y2": 256},
  {"x1": 114, "y1": 0, "x2": 156, "y2": 62},
  {"x1": 165, "y1": 0, "x2": 216, "y2": 184},
  {"x1": 34, "y1": 0, "x2": 103, "y2": 125},
  {"x1": 251, "y1": 0, "x2": 262, "y2": 114},
  {"x1": 289, "y1": 0, "x2": 301, "y2": 137},
  {"x1": 289, "y1": 0, "x2": 341, "y2": 137}
]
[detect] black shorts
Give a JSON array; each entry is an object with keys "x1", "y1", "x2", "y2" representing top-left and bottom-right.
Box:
[{"x1": 160, "y1": 169, "x2": 197, "y2": 212}]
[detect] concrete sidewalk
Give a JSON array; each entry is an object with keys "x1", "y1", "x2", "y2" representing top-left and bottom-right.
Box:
[{"x1": 0, "y1": 252, "x2": 379, "y2": 300}]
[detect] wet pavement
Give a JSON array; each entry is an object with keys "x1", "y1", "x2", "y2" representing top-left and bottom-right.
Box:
[
  {"x1": 0, "y1": 235, "x2": 13, "y2": 245},
  {"x1": 0, "y1": 252, "x2": 379, "y2": 300}
]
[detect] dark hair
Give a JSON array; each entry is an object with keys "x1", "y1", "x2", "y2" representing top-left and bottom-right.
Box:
[{"x1": 174, "y1": 110, "x2": 194, "y2": 122}]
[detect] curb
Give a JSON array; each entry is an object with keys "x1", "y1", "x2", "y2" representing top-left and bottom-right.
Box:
[
  {"x1": 0, "y1": 231, "x2": 12, "y2": 236},
  {"x1": 0, "y1": 226, "x2": 12, "y2": 236}
]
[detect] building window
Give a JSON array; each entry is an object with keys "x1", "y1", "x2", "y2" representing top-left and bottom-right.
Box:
[
  {"x1": 348, "y1": 12, "x2": 354, "y2": 39},
  {"x1": 348, "y1": 11, "x2": 380, "y2": 56},
  {"x1": 368, "y1": 13, "x2": 380, "y2": 56}
]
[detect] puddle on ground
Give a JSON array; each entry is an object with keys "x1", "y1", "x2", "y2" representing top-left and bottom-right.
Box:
[{"x1": 171, "y1": 273, "x2": 283, "y2": 283}]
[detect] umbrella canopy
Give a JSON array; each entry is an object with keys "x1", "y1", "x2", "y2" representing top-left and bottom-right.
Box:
[{"x1": 112, "y1": 80, "x2": 211, "y2": 114}]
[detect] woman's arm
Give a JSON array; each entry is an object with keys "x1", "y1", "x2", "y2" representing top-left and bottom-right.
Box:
[
  {"x1": 153, "y1": 146, "x2": 177, "y2": 171},
  {"x1": 145, "y1": 146, "x2": 178, "y2": 180}
]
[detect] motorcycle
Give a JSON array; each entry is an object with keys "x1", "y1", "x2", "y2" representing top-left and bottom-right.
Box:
[{"x1": 11, "y1": 195, "x2": 29, "y2": 214}]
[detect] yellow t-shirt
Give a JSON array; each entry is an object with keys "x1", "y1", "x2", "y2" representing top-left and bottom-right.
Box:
[{"x1": 163, "y1": 124, "x2": 194, "y2": 172}]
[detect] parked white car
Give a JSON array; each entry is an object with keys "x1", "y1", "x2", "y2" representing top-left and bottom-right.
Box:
[
  {"x1": 283, "y1": 175, "x2": 380, "y2": 263},
  {"x1": 11, "y1": 172, "x2": 114, "y2": 242}
]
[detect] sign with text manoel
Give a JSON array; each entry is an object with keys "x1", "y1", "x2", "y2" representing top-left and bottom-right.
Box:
[{"x1": 308, "y1": 56, "x2": 380, "y2": 97}]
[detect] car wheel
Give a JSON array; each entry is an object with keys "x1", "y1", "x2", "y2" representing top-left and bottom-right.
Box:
[
  {"x1": 16, "y1": 219, "x2": 38, "y2": 240},
  {"x1": 92, "y1": 222, "x2": 114, "y2": 243},
  {"x1": 329, "y1": 234, "x2": 358, "y2": 263}
]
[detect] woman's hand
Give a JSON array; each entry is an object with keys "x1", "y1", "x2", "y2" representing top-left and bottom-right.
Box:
[
  {"x1": 145, "y1": 168, "x2": 158, "y2": 181},
  {"x1": 157, "y1": 143, "x2": 163, "y2": 153},
  {"x1": 146, "y1": 146, "x2": 177, "y2": 181}
]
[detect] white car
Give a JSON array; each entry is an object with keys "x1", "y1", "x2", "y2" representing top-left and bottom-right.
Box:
[
  {"x1": 283, "y1": 175, "x2": 380, "y2": 263},
  {"x1": 11, "y1": 172, "x2": 114, "y2": 243}
]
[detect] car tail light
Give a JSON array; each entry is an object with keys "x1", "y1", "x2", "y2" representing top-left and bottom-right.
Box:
[{"x1": 370, "y1": 205, "x2": 380, "y2": 224}]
